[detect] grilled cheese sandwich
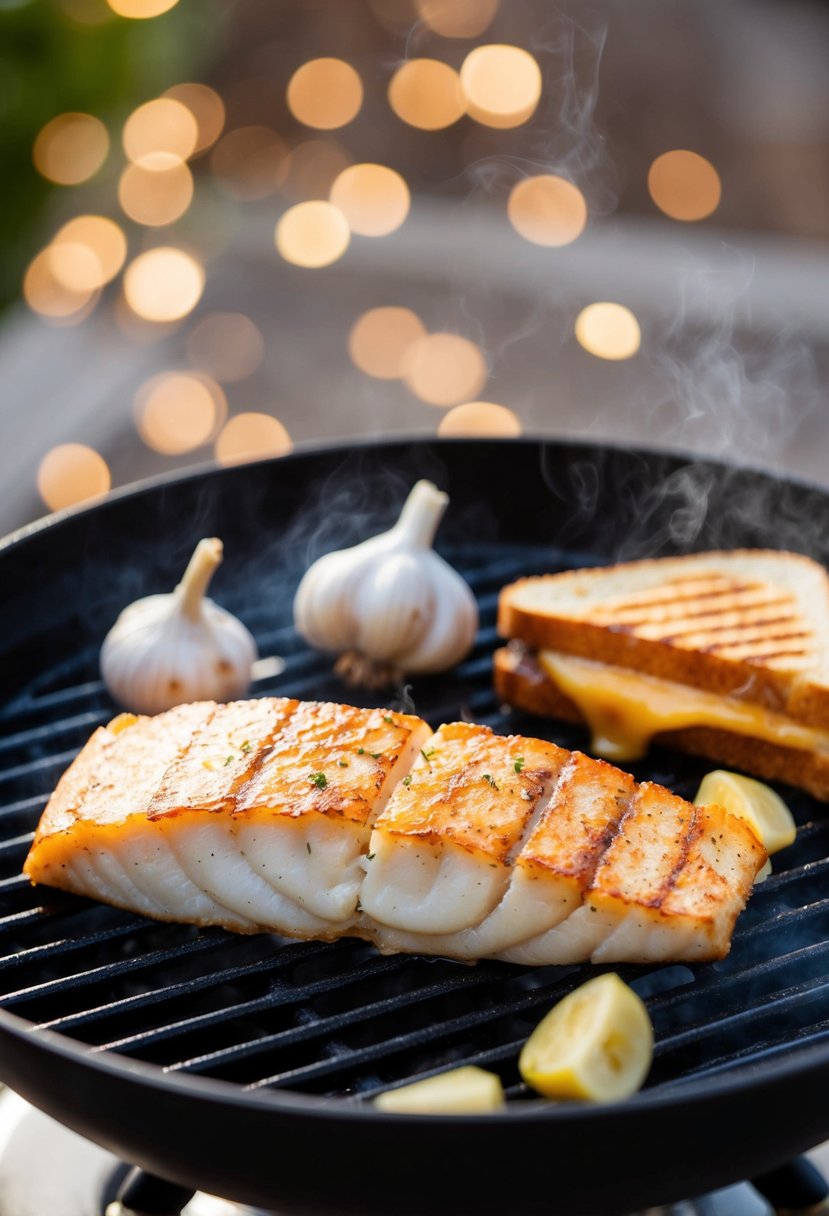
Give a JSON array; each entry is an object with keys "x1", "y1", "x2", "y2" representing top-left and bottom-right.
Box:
[{"x1": 495, "y1": 550, "x2": 829, "y2": 800}]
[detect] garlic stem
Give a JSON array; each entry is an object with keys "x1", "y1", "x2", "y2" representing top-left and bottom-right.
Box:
[
  {"x1": 394, "y1": 480, "x2": 449, "y2": 549},
  {"x1": 176, "y1": 537, "x2": 223, "y2": 621}
]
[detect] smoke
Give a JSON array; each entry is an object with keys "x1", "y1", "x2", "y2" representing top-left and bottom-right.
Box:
[
  {"x1": 646, "y1": 251, "x2": 819, "y2": 470},
  {"x1": 462, "y1": 11, "x2": 613, "y2": 209}
]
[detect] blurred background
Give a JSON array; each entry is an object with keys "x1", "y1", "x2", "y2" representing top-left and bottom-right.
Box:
[{"x1": 1, "y1": 0, "x2": 828, "y2": 537}]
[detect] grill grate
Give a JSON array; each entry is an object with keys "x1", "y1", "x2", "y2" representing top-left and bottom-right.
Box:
[{"x1": 2, "y1": 540, "x2": 829, "y2": 1104}]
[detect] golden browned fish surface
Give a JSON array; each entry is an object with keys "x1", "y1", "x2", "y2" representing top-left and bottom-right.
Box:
[
  {"x1": 24, "y1": 699, "x2": 431, "y2": 936},
  {"x1": 23, "y1": 701, "x2": 766, "y2": 962}
]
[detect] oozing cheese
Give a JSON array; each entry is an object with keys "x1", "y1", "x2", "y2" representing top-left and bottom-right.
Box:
[{"x1": 538, "y1": 650, "x2": 829, "y2": 762}]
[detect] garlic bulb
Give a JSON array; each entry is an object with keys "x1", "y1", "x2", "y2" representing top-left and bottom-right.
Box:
[
  {"x1": 293, "y1": 480, "x2": 478, "y2": 687},
  {"x1": 100, "y1": 537, "x2": 257, "y2": 715}
]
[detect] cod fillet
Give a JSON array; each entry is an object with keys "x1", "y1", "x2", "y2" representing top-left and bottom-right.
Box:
[{"x1": 23, "y1": 700, "x2": 766, "y2": 963}]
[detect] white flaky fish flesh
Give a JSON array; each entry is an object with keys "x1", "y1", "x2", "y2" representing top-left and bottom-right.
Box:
[{"x1": 23, "y1": 699, "x2": 766, "y2": 964}]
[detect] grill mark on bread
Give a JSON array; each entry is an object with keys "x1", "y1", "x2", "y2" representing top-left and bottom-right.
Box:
[
  {"x1": 589, "y1": 577, "x2": 769, "y2": 621},
  {"x1": 702, "y1": 635, "x2": 813, "y2": 661},
  {"x1": 595, "y1": 594, "x2": 799, "y2": 628}
]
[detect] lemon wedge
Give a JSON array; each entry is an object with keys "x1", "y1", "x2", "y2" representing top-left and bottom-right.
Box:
[
  {"x1": 694, "y1": 770, "x2": 796, "y2": 855},
  {"x1": 373, "y1": 1065, "x2": 505, "y2": 1114},
  {"x1": 519, "y1": 972, "x2": 653, "y2": 1103}
]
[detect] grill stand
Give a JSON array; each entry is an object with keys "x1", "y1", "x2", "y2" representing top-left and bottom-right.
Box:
[
  {"x1": 100, "y1": 1161, "x2": 829, "y2": 1216},
  {"x1": 107, "y1": 1168, "x2": 195, "y2": 1216}
]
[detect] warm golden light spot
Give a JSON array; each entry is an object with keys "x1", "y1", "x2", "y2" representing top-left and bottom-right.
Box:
[
  {"x1": 438, "y1": 401, "x2": 521, "y2": 437},
  {"x1": 122, "y1": 97, "x2": 198, "y2": 163},
  {"x1": 162, "y1": 83, "x2": 225, "y2": 154},
  {"x1": 416, "y1": 0, "x2": 498, "y2": 37},
  {"x1": 47, "y1": 242, "x2": 105, "y2": 294},
  {"x1": 647, "y1": 149, "x2": 722, "y2": 222},
  {"x1": 508, "y1": 175, "x2": 587, "y2": 247},
  {"x1": 118, "y1": 153, "x2": 194, "y2": 226},
  {"x1": 215, "y1": 413, "x2": 293, "y2": 465},
  {"x1": 575, "y1": 302, "x2": 641, "y2": 361},
  {"x1": 348, "y1": 306, "x2": 426, "y2": 379},
  {"x1": 330, "y1": 164, "x2": 410, "y2": 237},
  {"x1": 460, "y1": 44, "x2": 542, "y2": 129},
  {"x1": 186, "y1": 313, "x2": 265, "y2": 383},
  {"x1": 37, "y1": 443, "x2": 111, "y2": 512},
  {"x1": 53, "y1": 215, "x2": 127, "y2": 286},
  {"x1": 388, "y1": 59, "x2": 465, "y2": 130},
  {"x1": 33, "y1": 113, "x2": 109, "y2": 185},
  {"x1": 210, "y1": 126, "x2": 290, "y2": 200},
  {"x1": 404, "y1": 332, "x2": 487, "y2": 406},
  {"x1": 123, "y1": 247, "x2": 205, "y2": 322},
  {"x1": 107, "y1": 0, "x2": 179, "y2": 16},
  {"x1": 23, "y1": 248, "x2": 98, "y2": 322},
  {"x1": 134, "y1": 371, "x2": 226, "y2": 454},
  {"x1": 275, "y1": 201, "x2": 350, "y2": 268},
  {"x1": 286, "y1": 58, "x2": 363, "y2": 130}
]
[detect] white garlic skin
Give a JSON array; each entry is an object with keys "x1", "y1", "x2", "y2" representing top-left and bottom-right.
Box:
[
  {"x1": 100, "y1": 538, "x2": 258, "y2": 715},
  {"x1": 293, "y1": 480, "x2": 478, "y2": 675}
]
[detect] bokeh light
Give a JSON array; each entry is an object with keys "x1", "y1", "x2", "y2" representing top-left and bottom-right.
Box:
[
  {"x1": 210, "y1": 126, "x2": 290, "y2": 200},
  {"x1": 388, "y1": 59, "x2": 465, "y2": 130},
  {"x1": 32, "y1": 113, "x2": 109, "y2": 185},
  {"x1": 118, "y1": 154, "x2": 194, "y2": 225},
  {"x1": 122, "y1": 97, "x2": 198, "y2": 163},
  {"x1": 329, "y1": 164, "x2": 410, "y2": 237},
  {"x1": 508, "y1": 175, "x2": 588, "y2": 247},
  {"x1": 575, "y1": 302, "x2": 641, "y2": 360},
  {"x1": 438, "y1": 401, "x2": 522, "y2": 436},
  {"x1": 403, "y1": 332, "x2": 487, "y2": 405},
  {"x1": 348, "y1": 306, "x2": 425, "y2": 378},
  {"x1": 215, "y1": 413, "x2": 293, "y2": 465},
  {"x1": 106, "y1": 0, "x2": 179, "y2": 16},
  {"x1": 162, "y1": 83, "x2": 226, "y2": 154},
  {"x1": 186, "y1": 313, "x2": 265, "y2": 383},
  {"x1": 23, "y1": 248, "x2": 98, "y2": 322},
  {"x1": 134, "y1": 371, "x2": 226, "y2": 454},
  {"x1": 282, "y1": 139, "x2": 353, "y2": 201},
  {"x1": 275, "y1": 201, "x2": 350, "y2": 268},
  {"x1": 48, "y1": 242, "x2": 105, "y2": 294},
  {"x1": 286, "y1": 58, "x2": 363, "y2": 130},
  {"x1": 416, "y1": 0, "x2": 499, "y2": 37},
  {"x1": 647, "y1": 150, "x2": 722, "y2": 222},
  {"x1": 37, "y1": 444, "x2": 111, "y2": 511},
  {"x1": 460, "y1": 44, "x2": 542, "y2": 128},
  {"x1": 123, "y1": 247, "x2": 205, "y2": 321},
  {"x1": 52, "y1": 215, "x2": 127, "y2": 286}
]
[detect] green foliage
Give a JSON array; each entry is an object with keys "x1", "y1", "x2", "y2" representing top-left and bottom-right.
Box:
[{"x1": 0, "y1": 0, "x2": 222, "y2": 309}]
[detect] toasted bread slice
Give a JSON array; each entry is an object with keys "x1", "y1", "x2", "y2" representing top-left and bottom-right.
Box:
[{"x1": 498, "y1": 550, "x2": 829, "y2": 729}]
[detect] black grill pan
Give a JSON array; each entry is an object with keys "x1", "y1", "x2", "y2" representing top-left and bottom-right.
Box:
[{"x1": 2, "y1": 438, "x2": 829, "y2": 1216}]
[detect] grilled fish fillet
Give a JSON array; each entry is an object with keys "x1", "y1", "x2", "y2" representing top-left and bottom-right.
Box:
[
  {"x1": 23, "y1": 700, "x2": 767, "y2": 963},
  {"x1": 24, "y1": 699, "x2": 431, "y2": 937}
]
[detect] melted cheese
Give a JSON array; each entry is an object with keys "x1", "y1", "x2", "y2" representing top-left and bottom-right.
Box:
[{"x1": 538, "y1": 650, "x2": 829, "y2": 762}]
